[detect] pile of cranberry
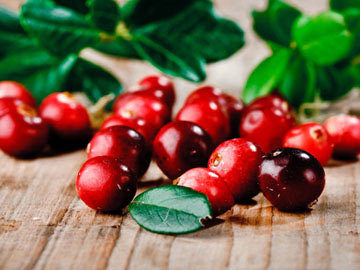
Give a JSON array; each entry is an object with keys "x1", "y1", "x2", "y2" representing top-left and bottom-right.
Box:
[{"x1": 1, "y1": 77, "x2": 360, "y2": 216}]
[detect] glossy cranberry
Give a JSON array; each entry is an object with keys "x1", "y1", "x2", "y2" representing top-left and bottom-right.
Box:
[
  {"x1": 283, "y1": 123, "x2": 333, "y2": 165},
  {"x1": 101, "y1": 114, "x2": 157, "y2": 147},
  {"x1": 88, "y1": 126, "x2": 151, "y2": 177},
  {"x1": 246, "y1": 94, "x2": 293, "y2": 115},
  {"x1": 0, "y1": 98, "x2": 48, "y2": 157},
  {"x1": 185, "y1": 86, "x2": 225, "y2": 105},
  {"x1": 39, "y1": 92, "x2": 91, "y2": 144},
  {"x1": 223, "y1": 94, "x2": 244, "y2": 137},
  {"x1": 239, "y1": 107, "x2": 295, "y2": 153},
  {"x1": 208, "y1": 138, "x2": 263, "y2": 201},
  {"x1": 324, "y1": 115, "x2": 360, "y2": 159},
  {"x1": 0, "y1": 81, "x2": 37, "y2": 107},
  {"x1": 153, "y1": 121, "x2": 212, "y2": 179},
  {"x1": 177, "y1": 168, "x2": 234, "y2": 216},
  {"x1": 113, "y1": 93, "x2": 170, "y2": 131},
  {"x1": 76, "y1": 156, "x2": 137, "y2": 212},
  {"x1": 258, "y1": 148, "x2": 325, "y2": 212},
  {"x1": 176, "y1": 99, "x2": 230, "y2": 146},
  {"x1": 135, "y1": 75, "x2": 175, "y2": 109}
]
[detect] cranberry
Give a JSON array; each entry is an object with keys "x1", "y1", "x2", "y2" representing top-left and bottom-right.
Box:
[
  {"x1": 283, "y1": 123, "x2": 333, "y2": 165},
  {"x1": 76, "y1": 156, "x2": 137, "y2": 212},
  {"x1": 113, "y1": 93, "x2": 170, "y2": 131},
  {"x1": 176, "y1": 99, "x2": 230, "y2": 146},
  {"x1": 135, "y1": 75, "x2": 175, "y2": 109},
  {"x1": 185, "y1": 86, "x2": 225, "y2": 105},
  {"x1": 208, "y1": 138, "x2": 263, "y2": 201},
  {"x1": 0, "y1": 81, "x2": 37, "y2": 107},
  {"x1": 246, "y1": 94, "x2": 293, "y2": 115},
  {"x1": 0, "y1": 98, "x2": 48, "y2": 157},
  {"x1": 324, "y1": 115, "x2": 360, "y2": 159},
  {"x1": 223, "y1": 94, "x2": 244, "y2": 137},
  {"x1": 101, "y1": 114, "x2": 157, "y2": 147},
  {"x1": 39, "y1": 92, "x2": 91, "y2": 144},
  {"x1": 258, "y1": 148, "x2": 325, "y2": 212},
  {"x1": 153, "y1": 121, "x2": 212, "y2": 179},
  {"x1": 177, "y1": 168, "x2": 234, "y2": 216},
  {"x1": 88, "y1": 126, "x2": 151, "y2": 177},
  {"x1": 239, "y1": 107, "x2": 295, "y2": 153}
]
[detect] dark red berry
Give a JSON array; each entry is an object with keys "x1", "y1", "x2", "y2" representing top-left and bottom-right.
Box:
[
  {"x1": 176, "y1": 99, "x2": 230, "y2": 146},
  {"x1": 208, "y1": 138, "x2": 263, "y2": 201},
  {"x1": 0, "y1": 81, "x2": 37, "y2": 107},
  {"x1": 153, "y1": 121, "x2": 212, "y2": 179},
  {"x1": 135, "y1": 75, "x2": 175, "y2": 109},
  {"x1": 88, "y1": 126, "x2": 151, "y2": 177},
  {"x1": 223, "y1": 94, "x2": 244, "y2": 137},
  {"x1": 258, "y1": 148, "x2": 325, "y2": 212},
  {"x1": 324, "y1": 115, "x2": 360, "y2": 159},
  {"x1": 39, "y1": 92, "x2": 91, "y2": 143},
  {"x1": 76, "y1": 156, "x2": 137, "y2": 212},
  {"x1": 246, "y1": 94, "x2": 293, "y2": 115},
  {"x1": 177, "y1": 168, "x2": 234, "y2": 216},
  {"x1": 283, "y1": 123, "x2": 333, "y2": 165},
  {"x1": 113, "y1": 93, "x2": 170, "y2": 131},
  {"x1": 101, "y1": 114, "x2": 157, "y2": 147},
  {"x1": 239, "y1": 107, "x2": 295, "y2": 153},
  {"x1": 0, "y1": 98, "x2": 48, "y2": 157}
]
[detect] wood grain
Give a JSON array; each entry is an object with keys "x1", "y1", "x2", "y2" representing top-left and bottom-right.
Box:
[{"x1": 1, "y1": 0, "x2": 360, "y2": 269}]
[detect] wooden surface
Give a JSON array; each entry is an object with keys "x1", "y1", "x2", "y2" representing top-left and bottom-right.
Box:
[{"x1": 2, "y1": 0, "x2": 360, "y2": 269}]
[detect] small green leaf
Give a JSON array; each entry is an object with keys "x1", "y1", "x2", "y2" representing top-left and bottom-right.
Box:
[
  {"x1": 20, "y1": 0, "x2": 101, "y2": 57},
  {"x1": 55, "y1": 0, "x2": 89, "y2": 14},
  {"x1": 292, "y1": 11, "x2": 354, "y2": 66},
  {"x1": 129, "y1": 185, "x2": 212, "y2": 235},
  {"x1": 343, "y1": 8, "x2": 360, "y2": 57},
  {"x1": 94, "y1": 37, "x2": 141, "y2": 59},
  {"x1": 242, "y1": 49, "x2": 292, "y2": 104},
  {"x1": 252, "y1": 0, "x2": 301, "y2": 47},
  {"x1": 330, "y1": 0, "x2": 360, "y2": 11},
  {"x1": 87, "y1": 0, "x2": 121, "y2": 33},
  {"x1": 132, "y1": 35, "x2": 206, "y2": 82}
]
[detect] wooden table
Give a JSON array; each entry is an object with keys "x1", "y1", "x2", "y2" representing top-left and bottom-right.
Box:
[{"x1": 2, "y1": 0, "x2": 360, "y2": 269}]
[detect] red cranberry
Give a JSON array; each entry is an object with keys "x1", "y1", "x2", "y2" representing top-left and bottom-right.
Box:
[
  {"x1": 324, "y1": 115, "x2": 360, "y2": 159},
  {"x1": 185, "y1": 86, "x2": 225, "y2": 105},
  {"x1": 246, "y1": 94, "x2": 293, "y2": 115},
  {"x1": 153, "y1": 121, "x2": 212, "y2": 179},
  {"x1": 76, "y1": 156, "x2": 137, "y2": 212},
  {"x1": 0, "y1": 98, "x2": 48, "y2": 157},
  {"x1": 239, "y1": 107, "x2": 295, "y2": 153},
  {"x1": 0, "y1": 81, "x2": 37, "y2": 107},
  {"x1": 135, "y1": 75, "x2": 175, "y2": 109},
  {"x1": 283, "y1": 123, "x2": 333, "y2": 165},
  {"x1": 208, "y1": 138, "x2": 263, "y2": 201},
  {"x1": 223, "y1": 94, "x2": 244, "y2": 137},
  {"x1": 113, "y1": 93, "x2": 170, "y2": 131},
  {"x1": 258, "y1": 148, "x2": 325, "y2": 212},
  {"x1": 176, "y1": 99, "x2": 230, "y2": 146},
  {"x1": 39, "y1": 92, "x2": 91, "y2": 144},
  {"x1": 177, "y1": 168, "x2": 234, "y2": 216},
  {"x1": 101, "y1": 114, "x2": 157, "y2": 147}
]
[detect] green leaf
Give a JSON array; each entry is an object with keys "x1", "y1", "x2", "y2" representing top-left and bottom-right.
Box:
[
  {"x1": 242, "y1": 49, "x2": 292, "y2": 104},
  {"x1": 20, "y1": 0, "x2": 101, "y2": 57},
  {"x1": 94, "y1": 37, "x2": 141, "y2": 59},
  {"x1": 55, "y1": 0, "x2": 89, "y2": 14},
  {"x1": 252, "y1": 0, "x2": 301, "y2": 47},
  {"x1": 87, "y1": 0, "x2": 121, "y2": 33},
  {"x1": 132, "y1": 35, "x2": 206, "y2": 82},
  {"x1": 129, "y1": 185, "x2": 212, "y2": 235},
  {"x1": 292, "y1": 11, "x2": 354, "y2": 66},
  {"x1": 343, "y1": 8, "x2": 360, "y2": 57},
  {"x1": 66, "y1": 58, "x2": 122, "y2": 104},
  {"x1": 330, "y1": 0, "x2": 360, "y2": 11},
  {"x1": 278, "y1": 54, "x2": 316, "y2": 107}
]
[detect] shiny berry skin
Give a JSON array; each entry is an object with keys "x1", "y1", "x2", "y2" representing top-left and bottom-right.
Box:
[
  {"x1": 176, "y1": 99, "x2": 230, "y2": 146},
  {"x1": 0, "y1": 98, "x2": 48, "y2": 157},
  {"x1": 39, "y1": 92, "x2": 91, "y2": 143},
  {"x1": 283, "y1": 123, "x2": 333, "y2": 165},
  {"x1": 185, "y1": 86, "x2": 225, "y2": 105},
  {"x1": 258, "y1": 148, "x2": 325, "y2": 212},
  {"x1": 177, "y1": 168, "x2": 234, "y2": 216},
  {"x1": 114, "y1": 93, "x2": 170, "y2": 131},
  {"x1": 0, "y1": 81, "x2": 37, "y2": 107},
  {"x1": 88, "y1": 126, "x2": 151, "y2": 177},
  {"x1": 208, "y1": 138, "x2": 263, "y2": 201},
  {"x1": 153, "y1": 121, "x2": 212, "y2": 179},
  {"x1": 246, "y1": 94, "x2": 293, "y2": 115},
  {"x1": 239, "y1": 107, "x2": 295, "y2": 153},
  {"x1": 136, "y1": 75, "x2": 175, "y2": 109},
  {"x1": 324, "y1": 115, "x2": 360, "y2": 159},
  {"x1": 76, "y1": 156, "x2": 137, "y2": 212},
  {"x1": 223, "y1": 94, "x2": 244, "y2": 137}
]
